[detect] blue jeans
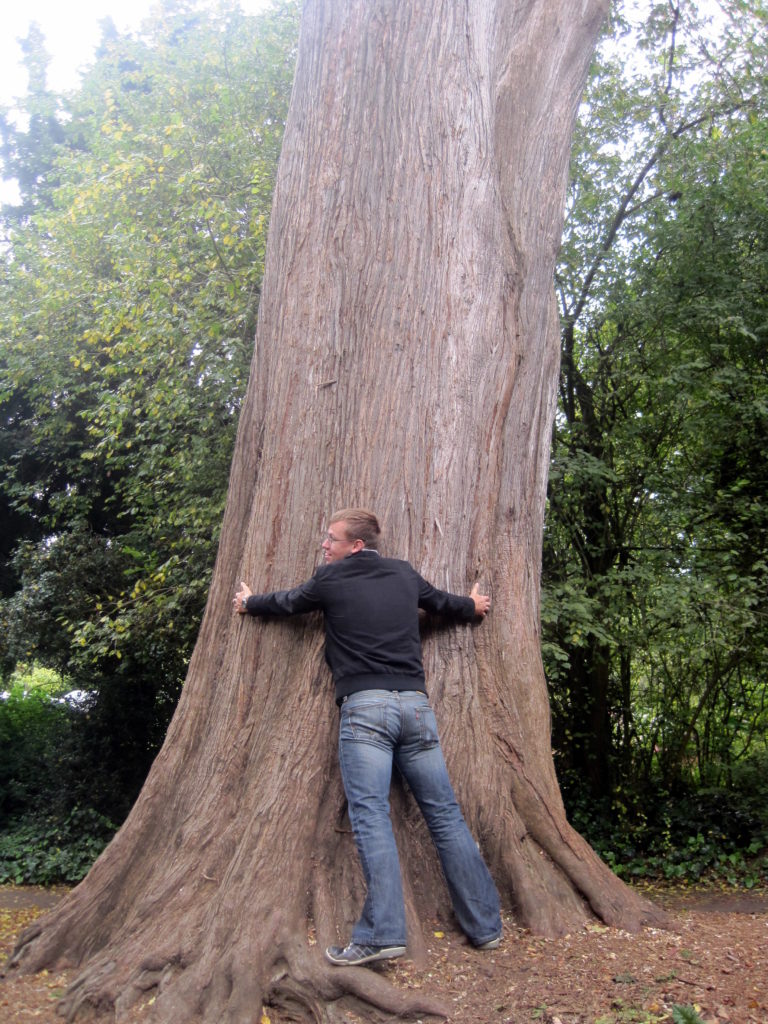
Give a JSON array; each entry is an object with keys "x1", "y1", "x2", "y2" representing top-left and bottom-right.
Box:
[{"x1": 338, "y1": 689, "x2": 501, "y2": 947}]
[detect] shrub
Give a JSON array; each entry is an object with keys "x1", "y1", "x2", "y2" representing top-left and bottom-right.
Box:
[
  {"x1": 561, "y1": 756, "x2": 768, "y2": 885},
  {"x1": 0, "y1": 667, "x2": 79, "y2": 824},
  {"x1": 0, "y1": 807, "x2": 116, "y2": 885}
]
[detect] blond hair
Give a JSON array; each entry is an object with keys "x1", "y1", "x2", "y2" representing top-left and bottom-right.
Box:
[{"x1": 330, "y1": 508, "x2": 381, "y2": 550}]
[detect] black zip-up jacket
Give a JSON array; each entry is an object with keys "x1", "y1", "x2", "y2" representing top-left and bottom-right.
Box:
[{"x1": 244, "y1": 549, "x2": 475, "y2": 703}]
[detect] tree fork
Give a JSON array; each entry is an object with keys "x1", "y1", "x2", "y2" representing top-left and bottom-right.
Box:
[{"x1": 8, "y1": 1, "x2": 668, "y2": 1021}]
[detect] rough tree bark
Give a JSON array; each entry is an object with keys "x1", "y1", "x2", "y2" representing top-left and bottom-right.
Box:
[{"x1": 8, "y1": 1, "x2": 668, "y2": 1021}]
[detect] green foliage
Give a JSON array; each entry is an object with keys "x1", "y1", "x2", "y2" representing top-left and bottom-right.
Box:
[
  {"x1": 0, "y1": 666, "x2": 75, "y2": 822},
  {"x1": 565, "y1": 751, "x2": 768, "y2": 885},
  {"x1": 0, "y1": 668, "x2": 117, "y2": 883},
  {"x1": 1, "y1": 0, "x2": 299, "y2": 677},
  {"x1": 0, "y1": 808, "x2": 116, "y2": 885},
  {"x1": 672, "y1": 1006, "x2": 705, "y2": 1024},
  {"x1": 545, "y1": 0, "x2": 768, "y2": 813},
  {"x1": 0, "y1": 1, "x2": 299, "y2": 826}
]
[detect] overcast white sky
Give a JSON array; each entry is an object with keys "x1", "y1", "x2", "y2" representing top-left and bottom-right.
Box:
[
  {"x1": 2, "y1": 1, "x2": 150, "y2": 106},
  {"x1": 1, "y1": 0, "x2": 270, "y2": 109},
  {"x1": 0, "y1": 0, "x2": 272, "y2": 203}
]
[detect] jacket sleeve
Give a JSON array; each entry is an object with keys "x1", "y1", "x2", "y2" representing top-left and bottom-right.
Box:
[
  {"x1": 244, "y1": 573, "x2": 324, "y2": 616},
  {"x1": 415, "y1": 572, "x2": 475, "y2": 620}
]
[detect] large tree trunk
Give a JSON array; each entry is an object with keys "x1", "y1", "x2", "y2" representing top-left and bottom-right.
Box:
[{"x1": 9, "y1": 1, "x2": 667, "y2": 1021}]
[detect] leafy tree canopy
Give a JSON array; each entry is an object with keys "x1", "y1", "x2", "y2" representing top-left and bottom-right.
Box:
[
  {"x1": 0, "y1": 0, "x2": 299, "y2": 817},
  {"x1": 546, "y1": 0, "x2": 768, "y2": 823}
]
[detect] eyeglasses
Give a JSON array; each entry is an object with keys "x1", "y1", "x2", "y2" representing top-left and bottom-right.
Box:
[{"x1": 324, "y1": 532, "x2": 348, "y2": 545}]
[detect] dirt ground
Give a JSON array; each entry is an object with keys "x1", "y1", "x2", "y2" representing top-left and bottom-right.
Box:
[{"x1": 1, "y1": 884, "x2": 766, "y2": 1023}]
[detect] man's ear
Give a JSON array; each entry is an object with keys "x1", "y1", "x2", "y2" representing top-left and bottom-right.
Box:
[{"x1": 352, "y1": 539, "x2": 365, "y2": 552}]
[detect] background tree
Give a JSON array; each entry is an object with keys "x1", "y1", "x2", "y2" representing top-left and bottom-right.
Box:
[
  {"x1": 10, "y1": 1, "x2": 671, "y2": 1021},
  {"x1": 0, "y1": 23, "x2": 67, "y2": 224},
  {"x1": 544, "y1": 0, "x2": 768, "y2": 854},
  {"x1": 0, "y1": 0, "x2": 298, "y2": 829}
]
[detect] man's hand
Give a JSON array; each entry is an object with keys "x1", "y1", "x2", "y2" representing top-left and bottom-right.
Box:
[
  {"x1": 470, "y1": 582, "x2": 490, "y2": 618},
  {"x1": 233, "y1": 581, "x2": 253, "y2": 614}
]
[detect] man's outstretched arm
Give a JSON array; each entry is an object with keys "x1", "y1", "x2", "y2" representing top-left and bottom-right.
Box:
[
  {"x1": 233, "y1": 578, "x2": 323, "y2": 617},
  {"x1": 416, "y1": 573, "x2": 490, "y2": 620}
]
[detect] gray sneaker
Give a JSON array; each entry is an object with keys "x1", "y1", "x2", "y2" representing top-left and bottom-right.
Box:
[
  {"x1": 325, "y1": 942, "x2": 406, "y2": 966},
  {"x1": 475, "y1": 935, "x2": 501, "y2": 950}
]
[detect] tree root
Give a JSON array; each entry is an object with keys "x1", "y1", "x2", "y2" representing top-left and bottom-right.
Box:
[
  {"x1": 15, "y1": 925, "x2": 449, "y2": 1024},
  {"x1": 264, "y1": 938, "x2": 449, "y2": 1023}
]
